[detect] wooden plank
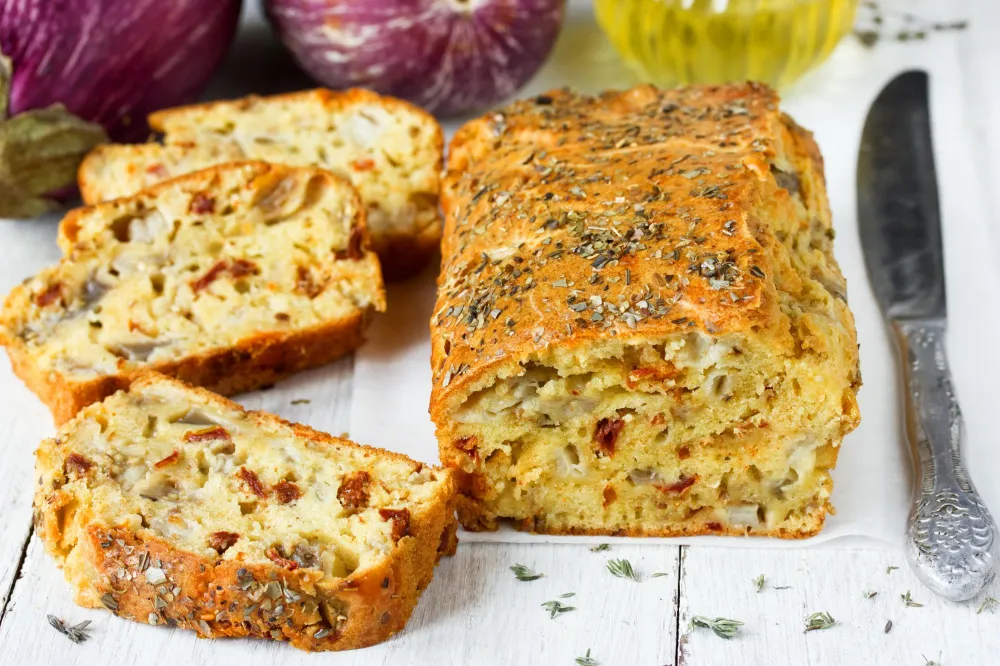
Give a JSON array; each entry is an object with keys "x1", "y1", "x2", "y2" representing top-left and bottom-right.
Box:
[
  {"x1": 678, "y1": 547, "x2": 1000, "y2": 666},
  {"x1": 0, "y1": 216, "x2": 67, "y2": 615},
  {"x1": 0, "y1": 541, "x2": 679, "y2": 665}
]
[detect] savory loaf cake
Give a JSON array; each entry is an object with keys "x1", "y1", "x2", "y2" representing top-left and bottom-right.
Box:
[
  {"x1": 430, "y1": 84, "x2": 860, "y2": 538},
  {"x1": 34, "y1": 373, "x2": 458, "y2": 652},
  {"x1": 77, "y1": 89, "x2": 444, "y2": 279},
  {"x1": 1, "y1": 161, "x2": 385, "y2": 424}
]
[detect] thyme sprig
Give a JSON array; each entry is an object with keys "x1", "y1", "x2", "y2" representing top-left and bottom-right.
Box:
[
  {"x1": 575, "y1": 648, "x2": 599, "y2": 666},
  {"x1": 590, "y1": 544, "x2": 610, "y2": 553},
  {"x1": 978, "y1": 596, "x2": 998, "y2": 614},
  {"x1": 607, "y1": 558, "x2": 639, "y2": 581},
  {"x1": 753, "y1": 574, "x2": 765, "y2": 593},
  {"x1": 690, "y1": 616, "x2": 743, "y2": 639},
  {"x1": 510, "y1": 564, "x2": 543, "y2": 582},
  {"x1": 902, "y1": 590, "x2": 924, "y2": 608},
  {"x1": 804, "y1": 611, "x2": 836, "y2": 632}
]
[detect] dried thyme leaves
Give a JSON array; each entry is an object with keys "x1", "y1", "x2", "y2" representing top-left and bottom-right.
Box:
[
  {"x1": 691, "y1": 616, "x2": 744, "y2": 639},
  {"x1": 854, "y1": 1, "x2": 968, "y2": 47}
]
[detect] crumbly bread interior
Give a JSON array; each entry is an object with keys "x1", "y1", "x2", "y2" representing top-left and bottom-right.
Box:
[
  {"x1": 3, "y1": 162, "x2": 383, "y2": 381},
  {"x1": 78, "y1": 90, "x2": 443, "y2": 274},
  {"x1": 38, "y1": 378, "x2": 450, "y2": 586},
  {"x1": 432, "y1": 85, "x2": 860, "y2": 538}
]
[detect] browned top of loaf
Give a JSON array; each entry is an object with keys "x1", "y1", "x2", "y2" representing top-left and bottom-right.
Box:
[{"x1": 432, "y1": 83, "x2": 806, "y2": 404}]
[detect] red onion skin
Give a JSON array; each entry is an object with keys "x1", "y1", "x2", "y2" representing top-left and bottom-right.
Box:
[
  {"x1": 1, "y1": 0, "x2": 242, "y2": 141},
  {"x1": 265, "y1": 0, "x2": 565, "y2": 116}
]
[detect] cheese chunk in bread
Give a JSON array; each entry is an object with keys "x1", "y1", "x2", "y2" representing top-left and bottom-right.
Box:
[
  {"x1": 431, "y1": 84, "x2": 860, "y2": 539},
  {"x1": 34, "y1": 373, "x2": 457, "y2": 652},
  {"x1": 2, "y1": 162, "x2": 385, "y2": 423}
]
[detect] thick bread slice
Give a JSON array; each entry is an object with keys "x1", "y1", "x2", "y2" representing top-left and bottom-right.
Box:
[
  {"x1": 77, "y1": 88, "x2": 444, "y2": 279},
  {"x1": 2, "y1": 161, "x2": 385, "y2": 424},
  {"x1": 34, "y1": 372, "x2": 458, "y2": 652}
]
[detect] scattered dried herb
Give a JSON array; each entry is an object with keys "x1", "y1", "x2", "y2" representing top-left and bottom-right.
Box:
[
  {"x1": 978, "y1": 597, "x2": 998, "y2": 615},
  {"x1": 575, "y1": 648, "x2": 598, "y2": 666},
  {"x1": 559, "y1": 592, "x2": 576, "y2": 598},
  {"x1": 47, "y1": 614, "x2": 92, "y2": 643},
  {"x1": 590, "y1": 544, "x2": 610, "y2": 553},
  {"x1": 923, "y1": 653, "x2": 942, "y2": 666},
  {"x1": 541, "y1": 600, "x2": 576, "y2": 619},
  {"x1": 884, "y1": 619, "x2": 893, "y2": 634},
  {"x1": 607, "y1": 558, "x2": 639, "y2": 581},
  {"x1": 886, "y1": 566, "x2": 899, "y2": 574},
  {"x1": 854, "y1": 1, "x2": 968, "y2": 48},
  {"x1": 290, "y1": 399, "x2": 310, "y2": 405},
  {"x1": 864, "y1": 590, "x2": 878, "y2": 599},
  {"x1": 901, "y1": 590, "x2": 924, "y2": 608},
  {"x1": 804, "y1": 611, "x2": 836, "y2": 632},
  {"x1": 753, "y1": 574, "x2": 765, "y2": 593},
  {"x1": 651, "y1": 572, "x2": 670, "y2": 578},
  {"x1": 691, "y1": 616, "x2": 743, "y2": 639},
  {"x1": 510, "y1": 564, "x2": 543, "y2": 582}
]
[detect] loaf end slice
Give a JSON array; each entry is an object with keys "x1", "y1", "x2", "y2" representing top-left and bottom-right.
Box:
[
  {"x1": 34, "y1": 372, "x2": 457, "y2": 652},
  {"x1": 78, "y1": 88, "x2": 444, "y2": 279},
  {"x1": 3, "y1": 161, "x2": 385, "y2": 424}
]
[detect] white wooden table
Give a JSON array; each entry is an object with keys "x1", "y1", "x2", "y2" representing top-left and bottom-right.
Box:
[{"x1": 2, "y1": 2, "x2": 999, "y2": 664}]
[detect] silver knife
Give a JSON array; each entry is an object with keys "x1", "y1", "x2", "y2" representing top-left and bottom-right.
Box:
[{"x1": 858, "y1": 70, "x2": 998, "y2": 601}]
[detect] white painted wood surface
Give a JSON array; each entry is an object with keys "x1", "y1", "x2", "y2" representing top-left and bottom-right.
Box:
[{"x1": 3, "y1": 1, "x2": 1000, "y2": 665}]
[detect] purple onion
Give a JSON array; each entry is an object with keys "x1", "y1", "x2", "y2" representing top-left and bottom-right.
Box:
[
  {"x1": 1, "y1": 0, "x2": 243, "y2": 141},
  {"x1": 265, "y1": 0, "x2": 566, "y2": 116}
]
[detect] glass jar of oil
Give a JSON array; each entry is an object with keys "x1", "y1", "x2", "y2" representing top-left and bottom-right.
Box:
[{"x1": 593, "y1": 0, "x2": 859, "y2": 88}]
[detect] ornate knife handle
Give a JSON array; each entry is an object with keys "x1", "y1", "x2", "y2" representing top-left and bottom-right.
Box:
[{"x1": 894, "y1": 320, "x2": 998, "y2": 601}]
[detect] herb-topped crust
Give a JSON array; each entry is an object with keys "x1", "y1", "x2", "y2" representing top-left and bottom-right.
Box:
[
  {"x1": 433, "y1": 83, "x2": 791, "y2": 405},
  {"x1": 430, "y1": 84, "x2": 860, "y2": 538}
]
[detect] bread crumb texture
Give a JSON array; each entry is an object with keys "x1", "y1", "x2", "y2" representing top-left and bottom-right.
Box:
[
  {"x1": 77, "y1": 89, "x2": 444, "y2": 279},
  {"x1": 431, "y1": 84, "x2": 861, "y2": 538},
  {"x1": 1, "y1": 162, "x2": 385, "y2": 423},
  {"x1": 34, "y1": 373, "x2": 457, "y2": 651}
]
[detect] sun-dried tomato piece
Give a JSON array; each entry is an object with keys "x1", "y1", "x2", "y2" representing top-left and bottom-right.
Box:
[
  {"x1": 334, "y1": 225, "x2": 365, "y2": 261},
  {"x1": 229, "y1": 258, "x2": 259, "y2": 279},
  {"x1": 184, "y1": 426, "x2": 231, "y2": 443},
  {"x1": 189, "y1": 192, "x2": 216, "y2": 215},
  {"x1": 35, "y1": 283, "x2": 63, "y2": 307},
  {"x1": 603, "y1": 485, "x2": 617, "y2": 507},
  {"x1": 208, "y1": 531, "x2": 240, "y2": 554},
  {"x1": 190, "y1": 260, "x2": 228, "y2": 292},
  {"x1": 146, "y1": 164, "x2": 168, "y2": 178},
  {"x1": 654, "y1": 475, "x2": 697, "y2": 495},
  {"x1": 274, "y1": 480, "x2": 303, "y2": 504},
  {"x1": 266, "y1": 547, "x2": 298, "y2": 570},
  {"x1": 153, "y1": 449, "x2": 180, "y2": 468},
  {"x1": 351, "y1": 158, "x2": 375, "y2": 172},
  {"x1": 677, "y1": 446, "x2": 691, "y2": 460},
  {"x1": 237, "y1": 467, "x2": 268, "y2": 498},
  {"x1": 295, "y1": 265, "x2": 323, "y2": 297},
  {"x1": 64, "y1": 453, "x2": 93, "y2": 475},
  {"x1": 594, "y1": 418, "x2": 624, "y2": 456},
  {"x1": 706, "y1": 522, "x2": 723, "y2": 532},
  {"x1": 379, "y1": 508, "x2": 411, "y2": 541},
  {"x1": 337, "y1": 471, "x2": 371, "y2": 510}
]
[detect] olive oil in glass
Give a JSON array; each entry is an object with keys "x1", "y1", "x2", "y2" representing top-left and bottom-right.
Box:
[{"x1": 593, "y1": 0, "x2": 859, "y2": 88}]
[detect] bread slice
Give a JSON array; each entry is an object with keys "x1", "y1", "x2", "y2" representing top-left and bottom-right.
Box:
[
  {"x1": 1, "y1": 161, "x2": 385, "y2": 424},
  {"x1": 77, "y1": 89, "x2": 444, "y2": 279},
  {"x1": 431, "y1": 84, "x2": 860, "y2": 538},
  {"x1": 34, "y1": 372, "x2": 458, "y2": 652}
]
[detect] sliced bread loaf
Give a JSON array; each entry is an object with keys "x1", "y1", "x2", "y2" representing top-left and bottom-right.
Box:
[
  {"x1": 34, "y1": 372, "x2": 457, "y2": 651},
  {"x1": 77, "y1": 89, "x2": 444, "y2": 279},
  {"x1": 2, "y1": 161, "x2": 385, "y2": 423}
]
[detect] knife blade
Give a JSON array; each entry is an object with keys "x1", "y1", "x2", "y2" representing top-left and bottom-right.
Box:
[{"x1": 858, "y1": 70, "x2": 998, "y2": 601}]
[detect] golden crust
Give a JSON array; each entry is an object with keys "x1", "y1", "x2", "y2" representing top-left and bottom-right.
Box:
[
  {"x1": 34, "y1": 373, "x2": 458, "y2": 652},
  {"x1": 3, "y1": 162, "x2": 385, "y2": 424},
  {"x1": 79, "y1": 88, "x2": 445, "y2": 281},
  {"x1": 429, "y1": 84, "x2": 860, "y2": 538}
]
